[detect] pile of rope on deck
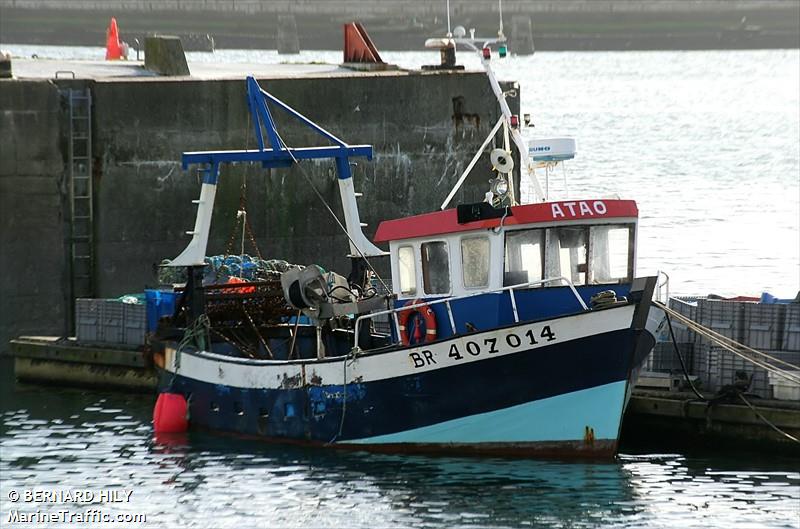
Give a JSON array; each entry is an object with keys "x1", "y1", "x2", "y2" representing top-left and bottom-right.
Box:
[{"x1": 590, "y1": 290, "x2": 628, "y2": 309}]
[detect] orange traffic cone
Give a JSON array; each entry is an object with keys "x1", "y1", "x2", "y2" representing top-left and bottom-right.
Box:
[{"x1": 105, "y1": 17, "x2": 123, "y2": 60}]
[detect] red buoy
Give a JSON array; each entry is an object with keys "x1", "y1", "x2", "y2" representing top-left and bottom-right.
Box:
[
  {"x1": 105, "y1": 17, "x2": 123, "y2": 60},
  {"x1": 153, "y1": 393, "x2": 188, "y2": 433},
  {"x1": 153, "y1": 431, "x2": 188, "y2": 449}
]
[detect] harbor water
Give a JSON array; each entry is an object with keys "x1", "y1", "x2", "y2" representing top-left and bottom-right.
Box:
[
  {"x1": 1, "y1": 382, "x2": 798, "y2": 528},
  {"x1": 1, "y1": 47, "x2": 799, "y2": 527}
]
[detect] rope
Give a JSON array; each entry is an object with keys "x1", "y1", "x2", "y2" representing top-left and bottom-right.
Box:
[
  {"x1": 272, "y1": 129, "x2": 391, "y2": 294},
  {"x1": 177, "y1": 314, "x2": 211, "y2": 353},
  {"x1": 224, "y1": 114, "x2": 264, "y2": 261},
  {"x1": 168, "y1": 314, "x2": 211, "y2": 387},
  {"x1": 655, "y1": 301, "x2": 800, "y2": 384},
  {"x1": 661, "y1": 301, "x2": 798, "y2": 373},
  {"x1": 224, "y1": 191, "x2": 264, "y2": 261},
  {"x1": 738, "y1": 392, "x2": 800, "y2": 444},
  {"x1": 659, "y1": 301, "x2": 800, "y2": 445},
  {"x1": 664, "y1": 308, "x2": 706, "y2": 401},
  {"x1": 687, "y1": 314, "x2": 800, "y2": 373},
  {"x1": 328, "y1": 350, "x2": 349, "y2": 444}
]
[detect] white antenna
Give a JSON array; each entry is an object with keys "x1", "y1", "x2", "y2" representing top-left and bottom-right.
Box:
[
  {"x1": 498, "y1": 0, "x2": 504, "y2": 38},
  {"x1": 446, "y1": 0, "x2": 452, "y2": 36}
]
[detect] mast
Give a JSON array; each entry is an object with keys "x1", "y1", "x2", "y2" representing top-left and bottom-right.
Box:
[
  {"x1": 438, "y1": 35, "x2": 547, "y2": 207},
  {"x1": 170, "y1": 76, "x2": 384, "y2": 268}
]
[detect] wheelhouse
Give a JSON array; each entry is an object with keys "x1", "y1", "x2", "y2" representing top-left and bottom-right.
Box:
[{"x1": 374, "y1": 199, "x2": 639, "y2": 300}]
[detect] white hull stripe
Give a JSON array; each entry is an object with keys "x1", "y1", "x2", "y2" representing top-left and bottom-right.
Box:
[{"x1": 164, "y1": 305, "x2": 635, "y2": 389}]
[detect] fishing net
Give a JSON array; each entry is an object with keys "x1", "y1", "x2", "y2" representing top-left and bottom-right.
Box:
[{"x1": 157, "y1": 254, "x2": 304, "y2": 286}]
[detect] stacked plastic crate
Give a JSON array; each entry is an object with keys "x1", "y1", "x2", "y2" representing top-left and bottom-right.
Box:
[
  {"x1": 777, "y1": 304, "x2": 800, "y2": 399},
  {"x1": 645, "y1": 297, "x2": 697, "y2": 373},
  {"x1": 693, "y1": 298, "x2": 743, "y2": 394},
  {"x1": 76, "y1": 299, "x2": 104, "y2": 342},
  {"x1": 75, "y1": 299, "x2": 147, "y2": 346},
  {"x1": 784, "y1": 304, "x2": 800, "y2": 351},
  {"x1": 692, "y1": 299, "x2": 800, "y2": 398}
]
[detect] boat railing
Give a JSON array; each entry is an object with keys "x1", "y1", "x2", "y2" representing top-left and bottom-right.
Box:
[
  {"x1": 655, "y1": 270, "x2": 670, "y2": 304},
  {"x1": 352, "y1": 276, "x2": 588, "y2": 351}
]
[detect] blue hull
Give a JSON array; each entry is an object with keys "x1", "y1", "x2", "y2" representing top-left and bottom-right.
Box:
[{"x1": 157, "y1": 302, "x2": 655, "y2": 457}]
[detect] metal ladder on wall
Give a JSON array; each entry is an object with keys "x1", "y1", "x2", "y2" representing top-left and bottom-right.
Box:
[{"x1": 66, "y1": 88, "x2": 94, "y2": 299}]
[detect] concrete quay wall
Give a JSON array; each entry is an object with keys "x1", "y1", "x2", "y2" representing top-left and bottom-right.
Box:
[
  {"x1": 0, "y1": 70, "x2": 517, "y2": 349},
  {"x1": 0, "y1": 80, "x2": 70, "y2": 347}
]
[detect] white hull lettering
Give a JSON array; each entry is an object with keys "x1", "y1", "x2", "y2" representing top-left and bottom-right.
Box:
[
  {"x1": 593, "y1": 201, "x2": 607, "y2": 214},
  {"x1": 409, "y1": 350, "x2": 437, "y2": 368},
  {"x1": 551, "y1": 200, "x2": 608, "y2": 219},
  {"x1": 410, "y1": 323, "x2": 560, "y2": 369}
]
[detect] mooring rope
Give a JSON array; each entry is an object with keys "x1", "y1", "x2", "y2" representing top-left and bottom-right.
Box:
[
  {"x1": 659, "y1": 300, "x2": 799, "y2": 374},
  {"x1": 655, "y1": 301, "x2": 800, "y2": 385},
  {"x1": 738, "y1": 392, "x2": 800, "y2": 444},
  {"x1": 663, "y1": 307, "x2": 706, "y2": 401},
  {"x1": 657, "y1": 300, "x2": 800, "y2": 445},
  {"x1": 680, "y1": 309, "x2": 800, "y2": 374}
]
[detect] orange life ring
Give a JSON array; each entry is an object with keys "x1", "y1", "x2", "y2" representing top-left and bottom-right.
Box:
[{"x1": 397, "y1": 299, "x2": 437, "y2": 345}]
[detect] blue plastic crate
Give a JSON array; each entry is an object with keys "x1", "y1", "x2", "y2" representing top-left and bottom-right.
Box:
[{"x1": 145, "y1": 289, "x2": 180, "y2": 332}]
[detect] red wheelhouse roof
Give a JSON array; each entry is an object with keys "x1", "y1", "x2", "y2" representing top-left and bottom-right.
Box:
[{"x1": 373, "y1": 199, "x2": 638, "y2": 243}]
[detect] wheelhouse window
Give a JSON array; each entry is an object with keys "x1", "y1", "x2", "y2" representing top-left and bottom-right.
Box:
[
  {"x1": 461, "y1": 237, "x2": 490, "y2": 288},
  {"x1": 589, "y1": 225, "x2": 633, "y2": 284},
  {"x1": 545, "y1": 227, "x2": 587, "y2": 285},
  {"x1": 421, "y1": 241, "x2": 450, "y2": 295},
  {"x1": 397, "y1": 246, "x2": 417, "y2": 296},
  {"x1": 504, "y1": 229, "x2": 544, "y2": 286},
  {"x1": 503, "y1": 223, "x2": 634, "y2": 288}
]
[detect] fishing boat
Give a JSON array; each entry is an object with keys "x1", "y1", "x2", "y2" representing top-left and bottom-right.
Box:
[{"x1": 151, "y1": 34, "x2": 659, "y2": 458}]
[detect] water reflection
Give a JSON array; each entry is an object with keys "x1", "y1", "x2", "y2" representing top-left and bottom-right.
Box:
[
  {"x1": 621, "y1": 453, "x2": 800, "y2": 528},
  {"x1": 2, "y1": 383, "x2": 798, "y2": 528},
  {"x1": 158, "y1": 434, "x2": 639, "y2": 528}
]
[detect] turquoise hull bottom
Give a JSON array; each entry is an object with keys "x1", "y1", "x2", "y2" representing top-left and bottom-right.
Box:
[
  {"x1": 340, "y1": 381, "x2": 627, "y2": 458},
  {"x1": 162, "y1": 378, "x2": 628, "y2": 459}
]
